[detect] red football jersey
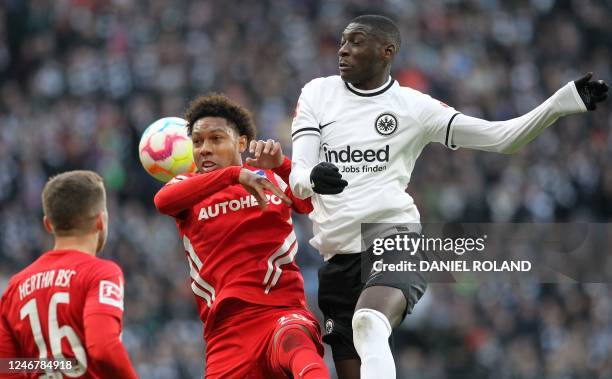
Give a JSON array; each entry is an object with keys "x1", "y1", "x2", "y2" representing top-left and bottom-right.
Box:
[
  {"x1": 155, "y1": 158, "x2": 313, "y2": 335},
  {"x1": 0, "y1": 250, "x2": 126, "y2": 378}
]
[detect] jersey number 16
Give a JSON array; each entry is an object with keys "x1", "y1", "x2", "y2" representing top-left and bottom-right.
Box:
[{"x1": 20, "y1": 292, "x2": 87, "y2": 377}]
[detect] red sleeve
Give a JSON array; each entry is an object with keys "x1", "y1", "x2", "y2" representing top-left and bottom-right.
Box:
[
  {"x1": 287, "y1": 189, "x2": 313, "y2": 214},
  {"x1": 0, "y1": 297, "x2": 22, "y2": 379},
  {"x1": 84, "y1": 314, "x2": 137, "y2": 379},
  {"x1": 271, "y1": 156, "x2": 292, "y2": 184},
  {"x1": 272, "y1": 157, "x2": 313, "y2": 214},
  {"x1": 154, "y1": 167, "x2": 242, "y2": 218},
  {"x1": 0, "y1": 313, "x2": 20, "y2": 358},
  {"x1": 83, "y1": 261, "x2": 125, "y2": 322}
]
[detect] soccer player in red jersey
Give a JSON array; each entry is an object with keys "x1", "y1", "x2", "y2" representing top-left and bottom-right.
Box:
[
  {"x1": 0, "y1": 170, "x2": 137, "y2": 379},
  {"x1": 154, "y1": 94, "x2": 329, "y2": 379}
]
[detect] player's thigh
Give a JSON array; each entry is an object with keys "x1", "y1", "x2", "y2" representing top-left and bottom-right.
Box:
[
  {"x1": 270, "y1": 310, "x2": 323, "y2": 353},
  {"x1": 358, "y1": 232, "x2": 428, "y2": 327},
  {"x1": 205, "y1": 308, "x2": 273, "y2": 378},
  {"x1": 267, "y1": 309, "x2": 325, "y2": 375},
  {"x1": 334, "y1": 359, "x2": 361, "y2": 379},
  {"x1": 355, "y1": 285, "x2": 407, "y2": 328},
  {"x1": 205, "y1": 335, "x2": 265, "y2": 379},
  {"x1": 317, "y1": 254, "x2": 363, "y2": 361},
  {"x1": 317, "y1": 254, "x2": 362, "y2": 320}
]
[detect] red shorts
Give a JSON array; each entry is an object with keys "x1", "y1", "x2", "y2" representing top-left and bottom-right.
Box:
[{"x1": 204, "y1": 300, "x2": 324, "y2": 379}]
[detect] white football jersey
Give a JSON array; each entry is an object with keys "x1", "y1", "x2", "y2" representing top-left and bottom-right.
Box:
[{"x1": 290, "y1": 75, "x2": 586, "y2": 258}]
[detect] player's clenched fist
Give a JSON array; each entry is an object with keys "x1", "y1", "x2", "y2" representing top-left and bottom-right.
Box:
[
  {"x1": 310, "y1": 162, "x2": 348, "y2": 195},
  {"x1": 239, "y1": 168, "x2": 292, "y2": 209},
  {"x1": 574, "y1": 72, "x2": 609, "y2": 111}
]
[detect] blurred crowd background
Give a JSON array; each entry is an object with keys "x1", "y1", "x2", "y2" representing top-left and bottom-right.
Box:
[{"x1": 1, "y1": 0, "x2": 611, "y2": 378}]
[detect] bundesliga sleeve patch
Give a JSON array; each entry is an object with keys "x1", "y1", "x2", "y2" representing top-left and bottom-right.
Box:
[{"x1": 99, "y1": 279, "x2": 124, "y2": 310}]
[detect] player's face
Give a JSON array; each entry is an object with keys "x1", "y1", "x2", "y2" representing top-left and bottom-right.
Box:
[
  {"x1": 338, "y1": 23, "x2": 389, "y2": 86},
  {"x1": 191, "y1": 117, "x2": 247, "y2": 172}
]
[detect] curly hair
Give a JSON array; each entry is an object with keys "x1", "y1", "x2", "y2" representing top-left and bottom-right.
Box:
[{"x1": 184, "y1": 93, "x2": 256, "y2": 142}]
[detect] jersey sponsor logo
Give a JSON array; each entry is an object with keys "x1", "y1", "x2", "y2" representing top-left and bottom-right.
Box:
[
  {"x1": 99, "y1": 279, "x2": 124, "y2": 310},
  {"x1": 322, "y1": 143, "x2": 389, "y2": 164},
  {"x1": 198, "y1": 193, "x2": 283, "y2": 220},
  {"x1": 374, "y1": 113, "x2": 398, "y2": 136}
]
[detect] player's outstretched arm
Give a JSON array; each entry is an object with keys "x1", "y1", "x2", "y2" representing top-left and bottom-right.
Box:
[
  {"x1": 447, "y1": 73, "x2": 608, "y2": 154},
  {"x1": 154, "y1": 167, "x2": 242, "y2": 217}
]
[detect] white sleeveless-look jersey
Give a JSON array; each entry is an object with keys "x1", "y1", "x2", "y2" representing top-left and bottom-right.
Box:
[{"x1": 290, "y1": 75, "x2": 586, "y2": 259}]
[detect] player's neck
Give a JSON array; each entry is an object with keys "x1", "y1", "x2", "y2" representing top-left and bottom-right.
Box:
[
  {"x1": 351, "y1": 71, "x2": 391, "y2": 91},
  {"x1": 52, "y1": 234, "x2": 99, "y2": 256}
]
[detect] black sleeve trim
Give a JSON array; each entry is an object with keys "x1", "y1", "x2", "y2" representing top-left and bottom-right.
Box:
[
  {"x1": 445, "y1": 112, "x2": 461, "y2": 148},
  {"x1": 292, "y1": 127, "x2": 321, "y2": 138}
]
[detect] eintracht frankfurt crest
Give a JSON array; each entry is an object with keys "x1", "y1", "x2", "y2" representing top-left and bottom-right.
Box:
[{"x1": 375, "y1": 113, "x2": 398, "y2": 136}]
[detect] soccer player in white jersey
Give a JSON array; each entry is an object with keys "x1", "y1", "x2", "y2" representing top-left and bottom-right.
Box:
[{"x1": 288, "y1": 14, "x2": 608, "y2": 379}]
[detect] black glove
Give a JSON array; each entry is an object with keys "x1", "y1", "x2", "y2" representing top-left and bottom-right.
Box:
[
  {"x1": 574, "y1": 72, "x2": 608, "y2": 111},
  {"x1": 310, "y1": 162, "x2": 348, "y2": 194}
]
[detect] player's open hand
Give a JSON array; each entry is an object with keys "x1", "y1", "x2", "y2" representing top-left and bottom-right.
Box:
[
  {"x1": 238, "y1": 168, "x2": 292, "y2": 209},
  {"x1": 574, "y1": 72, "x2": 608, "y2": 111},
  {"x1": 245, "y1": 139, "x2": 284, "y2": 169}
]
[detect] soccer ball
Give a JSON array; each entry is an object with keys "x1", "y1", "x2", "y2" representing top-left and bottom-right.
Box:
[{"x1": 138, "y1": 117, "x2": 197, "y2": 183}]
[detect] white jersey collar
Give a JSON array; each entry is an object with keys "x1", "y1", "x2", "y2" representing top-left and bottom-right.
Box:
[{"x1": 345, "y1": 76, "x2": 394, "y2": 97}]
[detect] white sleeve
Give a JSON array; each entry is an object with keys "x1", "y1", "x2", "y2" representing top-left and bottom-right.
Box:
[
  {"x1": 289, "y1": 134, "x2": 320, "y2": 199},
  {"x1": 416, "y1": 93, "x2": 462, "y2": 150},
  {"x1": 289, "y1": 81, "x2": 322, "y2": 199},
  {"x1": 291, "y1": 82, "x2": 321, "y2": 141},
  {"x1": 447, "y1": 81, "x2": 587, "y2": 153}
]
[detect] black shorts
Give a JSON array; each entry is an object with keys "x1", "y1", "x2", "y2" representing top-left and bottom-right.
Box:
[{"x1": 317, "y1": 233, "x2": 428, "y2": 361}]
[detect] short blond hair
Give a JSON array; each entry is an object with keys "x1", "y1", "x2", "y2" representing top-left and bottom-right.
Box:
[{"x1": 41, "y1": 170, "x2": 106, "y2": 236}]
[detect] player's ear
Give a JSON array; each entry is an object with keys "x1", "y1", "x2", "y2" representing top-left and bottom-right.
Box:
[
  {"x1": 43, "y1": 216, "x2": 54, "y2": 234},
  {"x1": 384, "y1": 43, "x2": 396, "y2": 60},
  {"x1": 94, "y1": 210, "x2": 106, "y2": 232},
  {"x1": 238, "y1": 135, "x2": 248, "y2": 153}
]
